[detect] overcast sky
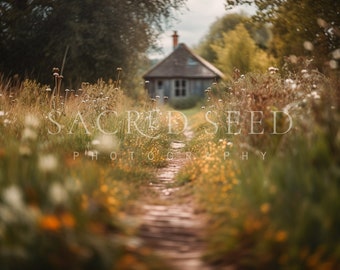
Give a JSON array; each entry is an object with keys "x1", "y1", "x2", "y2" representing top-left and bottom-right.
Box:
[{"x1": 149, "y1": 0, "x2": 255, "y2": 58}]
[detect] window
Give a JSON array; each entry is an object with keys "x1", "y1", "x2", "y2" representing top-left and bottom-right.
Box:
[
  {"x1": 157, "y1": 80, "x2": 163, "y2": 90},
  {"x1": 174, "y1": 79, "x2": 187, "y2": 97},
  {"x1": 187, "y1": 57, "x2": 198, "y2": 66}
]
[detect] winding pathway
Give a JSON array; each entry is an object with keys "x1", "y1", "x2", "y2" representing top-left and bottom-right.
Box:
[{"x1": 138, "y1": 137, "x2": 213, "y2": 270}]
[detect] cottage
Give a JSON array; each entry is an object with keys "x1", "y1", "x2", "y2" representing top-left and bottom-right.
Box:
[{"x1": 143, "y1": 31, "x2": 224, "y2": 102}]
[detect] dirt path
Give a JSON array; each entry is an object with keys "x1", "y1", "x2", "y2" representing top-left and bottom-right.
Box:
[{"x1": 137, "y1": 137, "x2": 213, "y2": 270}]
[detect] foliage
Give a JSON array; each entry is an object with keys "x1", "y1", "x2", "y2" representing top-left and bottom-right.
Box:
[
  {"x1": 224, "y1": 0, "x2": 340, "y2": 71},
  {"x1": 0, "y1": 0, "x2": 186, "y2": 86},
  {"x1": 195, "y1": 13, "x2": 272, "y2": 64},
  {"x1": 211, "y1": 23, "x2": 276, "y2": 78},
  {"x1": 0, "y1": 77, "x2": 180, "y2": 269},
  {"x1": 177, "y1": 64, "x2": 340, "y2": 269}
]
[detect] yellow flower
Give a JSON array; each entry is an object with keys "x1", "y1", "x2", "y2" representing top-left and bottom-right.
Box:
[
  {"x1": 260, "y1": 203, "x2": 271, "y2": 214},
  {"x1": 275, "y1": 230, "x2": 288, "y2": 242},
  {"x1": 100, "y1": 184, "x2": 108, "y2": 193}
]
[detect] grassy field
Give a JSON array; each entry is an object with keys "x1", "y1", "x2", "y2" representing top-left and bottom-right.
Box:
[
  {"x1": 0, "y1": 64, "x2": 340, "y2": 269},
  {"x1": 0, "y1": 76, "x2": 184, "y2": 269},
  {"x1": 177, "y1": 67, "x2": 340, "y2": 269}
]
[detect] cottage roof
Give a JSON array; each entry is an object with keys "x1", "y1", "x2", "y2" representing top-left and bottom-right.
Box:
[{"x1": 143, "y1": 43, "x2": 224, "y2": 79}]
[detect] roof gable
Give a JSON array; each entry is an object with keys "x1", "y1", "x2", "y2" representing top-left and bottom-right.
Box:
[{"x1": 144, "y1": 43, "x2": 224, "y2": 79}]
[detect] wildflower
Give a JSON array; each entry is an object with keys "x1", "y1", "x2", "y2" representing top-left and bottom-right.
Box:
[
  {"x1": 329, "y1": 60, "x2": 338, "y2": 69},
  {"x1": 332, "y1": 49, "x2": 340, "y2": 60},
  {"x1": 48, "y1": 182, "x2": 68, "y2": 205},
  {"x1": 38, "y1": 154, "x2": 58, "y2": 172},
  {"x1": 22, "y1": 127, "x2": 37, "y2": 141},
  {"x1": 3, "y1": 119, "x2": 11, "y2": 126},
  {"x1": 303, "y1": 41, "x2": 314, "y2": 51},
  {"x1": 310, "y1": 91, "x2": 321, "y2": 100},
  {"x1": 260, "y1": 203, "x2": 271, "y2": 214},
  {"x1": 91, "y1": 139, "x2": 100, "y2": 146},
  {"x1": 93, "y1": 134, "x2": 120, "y2": 154},
  {"x1": 268, "y1": 66, "x2": 279, "y2": 74},
  {"x1": 24, "y1": 114, "x2": 40, "y2": 129},
  {"x1": 39, "y1": 214, "x2": 61, "y2": 231},
  {"x1": 2, "y1": 185, "x2": 24, "y2": 210},
  {"x1": 0, "y1": 111, "x2": 5, "y2": 116},
  {"x1": 275, "y1": 230, "x2": 288, "y2": 242}
]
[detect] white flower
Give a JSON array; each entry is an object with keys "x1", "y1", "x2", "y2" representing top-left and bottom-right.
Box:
[
  {"x1": 49, "y1": 182, "x2": 68, "y2": 205},
  {"x1": 303, "y1": 41, "x2": 314, "y2": 51},
  {"x1": 268, "y1": 67, "x2": 279, "y2": 74},
  {"x1": 91, "y1": 139, "x2": 100, "y2": 146},
  {"x1": 329, "y1": 60, "x2": 338, "y2": 69},
  {"x1": 24, "y1": 114, "x2": 40, "y2": 129},
  {"x1": 4, "y1": 119, "x2": 11, "y2": 126},
  {"x1": 38, "y1": 154, "x2": 58, "y2": 172},
  {"x1": 0, "y1": 111, "x2": 5, "y2": 117},
  {"x1": 22, "y1": 127, "x2": 37, "y2": 141},
  {"x1": 2, "y1": 185, "x2": 25, "y2": 210},
  {"x1": 93, "y1": 134, "x2": 120, "y2": 154},
  {"x1": 332, "y1": 49, "x2": 340, "y2": 60}
]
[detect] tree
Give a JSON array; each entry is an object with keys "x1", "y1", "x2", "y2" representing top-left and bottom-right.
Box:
[
  {"x1": 211, "y1": 23, "x2": 275, "y2": 79},
  {"x1": 0, "y1": 0, "x2": 186, "y2": 87},
  {"x1": 195, "y1": 13, "x2": 272, "y2": 64},
  {"x1": 224, "y1": 0, "x2": 340, "y2": 71}
]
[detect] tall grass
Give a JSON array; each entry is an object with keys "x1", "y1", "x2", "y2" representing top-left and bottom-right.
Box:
[
  {"x1": 177, "y1": 65, "x2": 340, "y2": 269},
  {"x1": 0, "y1": 73, "x2": 179, "y2": 269}
]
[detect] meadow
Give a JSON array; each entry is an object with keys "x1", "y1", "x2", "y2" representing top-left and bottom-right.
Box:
[
  {"x1": 177, "y1": 64, "x2": 340, "y2": 269},
  {"x1": 0, "y1": 71, "x2": 182, "y2": 269},
  {"x1": 0, "y1": 62, "x2": 339, "y2": 270}
]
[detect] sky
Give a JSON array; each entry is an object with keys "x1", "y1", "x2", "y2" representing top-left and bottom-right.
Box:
[{"x1": 149, "y1": 0, "x2": 256, "y2": 59}]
